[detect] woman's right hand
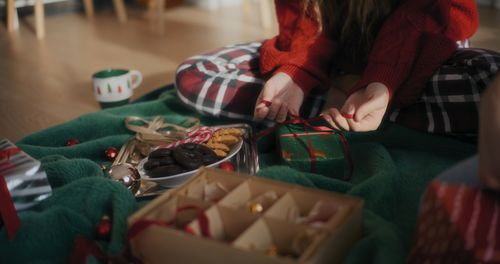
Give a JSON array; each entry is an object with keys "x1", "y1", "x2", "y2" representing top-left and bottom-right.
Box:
[{"x1": 254, "y1": 72, "x2": 304, "y2": 123}]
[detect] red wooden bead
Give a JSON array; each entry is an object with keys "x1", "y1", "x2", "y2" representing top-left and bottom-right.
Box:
[
  {"x1": 66, "y1": 138, "x2": 80, "y2": 146},
  {"x1": 96, "y1": 216, "x2": 111, "y2": 240},
  {"x1": 105, "y1": 147, "x2": 118, "y2": 161},
  {"x1": 219, "y1": 161, "x2": 235, "y2": 172}
]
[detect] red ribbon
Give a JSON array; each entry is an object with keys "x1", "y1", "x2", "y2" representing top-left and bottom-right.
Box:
[
  {"x1": 128, "y1": 205, "x2": 211, "y2": 242},
  {"x1": 0, "y1": 147, "x2": 21, "y2": 161},
  {"x1": 0, "y1": 147, "x2": 21, "y2": 240},
  {"x1": 69, "y1": 236, "x2": 108, "y2": 264},
  {"x1": 255, "y1": 116, "x2": 354, "y2": 181},
  {"x1": 70, "y1": 235, "x2": 142, "y2": 264},
  {"x1": 70, "y1": 205, "x2": 211, "y2": 264},
  {"x1": 71, "y1": 205, "x2": 211, "y2": 263}
]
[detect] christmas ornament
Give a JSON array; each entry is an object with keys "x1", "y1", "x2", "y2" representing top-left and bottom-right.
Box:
[
  {"x1": 109, "y1": 163, "x2": 141, "y2": 194},
  {"x1": 265, "y1": 245, "x2": 279, "y2": 256},
  {"x1": 248, "y1": 202, "x2": 263, "y2": 214},
  {"x1": 66, "y1": 139, "x2": 80, "y2": 146},
  {"x1": 105, "y1": 147, "x2": 118, "y2": 161},
  {"x1": 218, "y1": 161, "x2": 235, "y2": 172},
  {"x1": 96, "y1": 215, "x2": 111, "y2": 240}
]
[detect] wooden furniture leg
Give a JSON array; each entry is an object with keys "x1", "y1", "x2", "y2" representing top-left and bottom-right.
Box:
[
  {"x1": 259, "y1": 0, "x2": 273, "y2": 29},
  {"x1": 242, "y1": 0, "x2": 252, "y2": 16},
  {"x1": 35, "y1": 0, "x2": 45, "y2": 39},
  {"x1": 113, "y1": 0, "x2": 128, "y2": 23},
  {"x1": 7, "y1": 0, "x2": 17, "y2": 32},
  {"x1": 156, "y1": 0, "x2": 165, "y2": 21},
  {"x1": 83, "y1": 0, "x2": 95, "y2": 18}
]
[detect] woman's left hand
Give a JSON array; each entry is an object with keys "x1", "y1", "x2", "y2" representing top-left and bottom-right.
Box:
[{"x1": 322, "y1": 82, "x2": 390, "y2": 132}]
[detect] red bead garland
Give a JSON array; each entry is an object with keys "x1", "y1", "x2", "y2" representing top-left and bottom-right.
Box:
[
  {"x1": 96, "y1": 215, "x2": 111, "y2": 240},
  {"x1": 66, "y1": 139, "x2": 80, "y2": 146},
  {"x1": 219, "y1": 161, "x2": 235, "y2": 172},
  {"x1": 105, "y1": 147, "x2": 118, "y2": 161}
]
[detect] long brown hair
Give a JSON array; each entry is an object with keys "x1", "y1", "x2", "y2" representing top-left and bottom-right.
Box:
[{"x1": 303, "y1": 0, "x2": 397, "y2": 65}]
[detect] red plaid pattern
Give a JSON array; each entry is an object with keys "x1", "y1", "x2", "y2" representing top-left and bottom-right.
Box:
[
  {"x1": 175, "y1": 42, "x2": 324, "y2": 122},
  {"x1": 389, "y1": 49, "x2": 500, "y2": 139},
  {"x1": 409, "y1": 181, "x2": 500, "y2": 263},
  {"x1": 176, "y1": 43, "x2": 500, "y2": 138}
]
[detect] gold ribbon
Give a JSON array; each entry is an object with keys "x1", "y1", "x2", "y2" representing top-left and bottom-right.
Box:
[{"x1": 124, "y1": 116, "x2": 200, "y2": 145}]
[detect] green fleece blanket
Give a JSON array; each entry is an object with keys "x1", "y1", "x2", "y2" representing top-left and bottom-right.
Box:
[{"x1": 0, "y1": 88, "x2": 475, "y2": 263}]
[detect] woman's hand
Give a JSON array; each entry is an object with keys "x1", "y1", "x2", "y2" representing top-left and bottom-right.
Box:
[
  {"x1": 478, "y1": 74, "x2": 500, "y2": 190},
  {"x1": 254, "y1": 72, "x2": 304, "y2": 123},
  {"x1": 322, "y1": 82, "x2": 390, "y2": 132}
]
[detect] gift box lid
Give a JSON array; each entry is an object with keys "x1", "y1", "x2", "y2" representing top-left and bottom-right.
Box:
[{"x1": 1, "y1": 138, "x2": 40, "y2": 178}]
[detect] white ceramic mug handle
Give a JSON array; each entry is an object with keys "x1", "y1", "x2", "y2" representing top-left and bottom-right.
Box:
[{"x1": 130, "y1": 70, "x2": 143, "y2": 90}]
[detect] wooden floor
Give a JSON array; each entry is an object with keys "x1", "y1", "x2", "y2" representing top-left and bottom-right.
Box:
[{"x1": 0, "y1": 5, "x2": 499, "y2": 142}]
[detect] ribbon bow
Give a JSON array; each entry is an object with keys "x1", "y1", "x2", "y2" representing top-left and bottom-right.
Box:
[
  {"x1": 72, "y1": 205, "x2": 212, "y2": 263},
  {"x1": 125, "y1": 116, "x2": 200, "y2": 145},
  {"x1": 0, "y1": 147, "x2": 22, "y2": 240},
  {"x1": 256, "y1": 115, "x2": 353, "y2": 181},
  {"x1": 128, "y1": 205, "x2": 211, "y2": 241}
]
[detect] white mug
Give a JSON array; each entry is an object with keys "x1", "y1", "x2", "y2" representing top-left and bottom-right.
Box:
[{"x1": 92, "y1": 69, "x2": 143, "y2": 108}]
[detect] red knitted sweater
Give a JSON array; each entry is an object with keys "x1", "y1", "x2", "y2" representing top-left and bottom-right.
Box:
[{"x1": 259, "y1": 0, "x2": 479, "y2": 107}]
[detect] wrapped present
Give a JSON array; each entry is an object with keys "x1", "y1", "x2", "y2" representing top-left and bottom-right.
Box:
[
  {"x1": 408, "y1": 180, "x2": 500, "y2": 263},
  {"x1": 0, "y1": 138, "x2": 52, "y2": 240},
  {"x1": 277, "y1": 121, "x2": 352, "y2": 180}
]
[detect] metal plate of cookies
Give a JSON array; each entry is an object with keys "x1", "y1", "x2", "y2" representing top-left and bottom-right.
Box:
[{"x1": 112, "y1": 123, "x2": 259, "y2": 197}]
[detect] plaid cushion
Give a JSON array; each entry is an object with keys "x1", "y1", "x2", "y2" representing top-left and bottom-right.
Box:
[
  {"x1": 176, "y1": 42, "x2": 264, "y2": 120},
  {"x1": 389, "y1": 49, "x2": 500, "y2": 139},
  {"x1": 175, "y1": 42, "x2": 323, "y2": 122}
]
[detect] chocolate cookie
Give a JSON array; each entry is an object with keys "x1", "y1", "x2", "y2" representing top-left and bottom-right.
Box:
[
  {"x1": 148, "y1": 165, "x2": 185, "y2": 178},
  {"x1": 202, "y1": 155, "x2": 219, "y2": 165},
  {"x1": 173, "y1": 143, "x2": 219, "y2": 170},
  {"x1": 144, "y1": 157, "x2": 175, "y2": 171},
  {"x1": 148, "y1": 148, "x2": 173, "y2": 159}
]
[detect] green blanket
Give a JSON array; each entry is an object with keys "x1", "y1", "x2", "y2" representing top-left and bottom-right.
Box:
[{"x1": 1, "y1": 89, "x2": 476, "y2": 263}]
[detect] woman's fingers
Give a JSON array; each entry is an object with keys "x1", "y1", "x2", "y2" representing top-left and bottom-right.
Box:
[
  {"x1": 254, "y1": 106, "x2": 270, "y2": 121},
  {"x1": 329, "y1": 108, "x2": 350, "y2": 131},
  {"x1": 321, "y1": 113, "x2": 341, "y2": 130},
  {"x1": 354, "y1": 83, "x2": 389, "y2": 122},
  {"x1": 276, "y1": 102, "x2": 288, "y2": 123},
  {"x1": 266, "y1": 101, "x2": 282, "y2": 121},
  {"x1": 340, "y1": 104, "x2": 355, "y2": 119}
]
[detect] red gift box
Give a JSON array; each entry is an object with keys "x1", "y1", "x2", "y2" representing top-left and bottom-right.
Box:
[{"x1": 408, "y1": 181, "x2": 500, "y2": 263}]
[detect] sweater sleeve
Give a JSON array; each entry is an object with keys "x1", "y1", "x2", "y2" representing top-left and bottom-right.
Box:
[
  {"x1": 259, "y1": 0, "x2": 336, "y2": 95},
  {"x1": 349, "y1": 0, "x2": 479, "y2": 104}
]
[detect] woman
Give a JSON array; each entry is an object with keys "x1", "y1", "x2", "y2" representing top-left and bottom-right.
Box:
[{"x1": 176, "y1": 0, "x2": 500, "y2": 138}]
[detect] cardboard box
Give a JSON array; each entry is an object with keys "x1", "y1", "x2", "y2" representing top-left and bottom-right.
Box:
[{"x1": 128, "y1": 167, "x2": 363, "y2": 264}]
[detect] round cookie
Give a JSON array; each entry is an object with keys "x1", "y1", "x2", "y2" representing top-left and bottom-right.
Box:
[
  {"x1": 148, "y1": 165, "x2": 185, "y2": 178},
  {"x1": 173, "y1": 143, "x2": 218, "y2": 170},
  {"x1": 144, "y1": 157, "x2": 176, "y2": 171},
  {"x1": 202, "y1": 155, "x2": 219, "y2": 165},
  {"x1": 148, "y1": 148, "x2": 173, "y2": 159}
]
